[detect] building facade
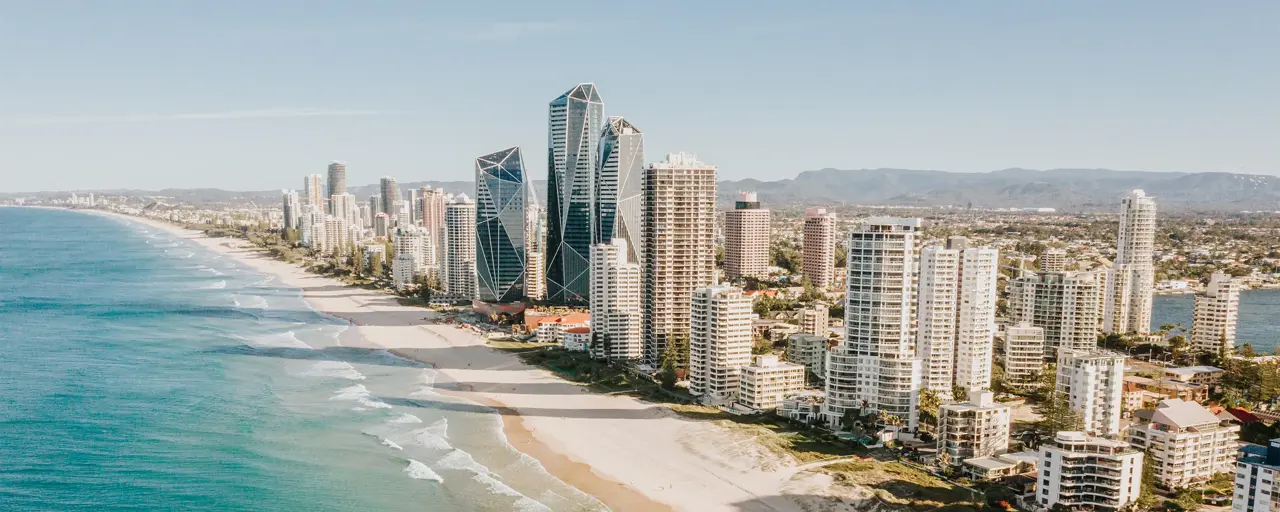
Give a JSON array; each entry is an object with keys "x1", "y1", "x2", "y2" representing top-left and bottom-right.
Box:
[
  {"x1": 1192, "y1": 272, "x2": 1241, "y2": 355},
  {"x1": 546, "y1": 83, "x2": 604, "y2": 303},
  {"x1": 303, "y1": 174, "x2": 325, "y2": 209},
  {"x1": 474, "y1": 147, "x2": 530, "y2": 303},
  {"x1": 937, "y1": 390, "x2": 1011, "y2": 469},
  {"x1": 379, "y1": 176, "x2": 400, "y2": 215},
  {"x1": 786, "y1": 333, "x2": 828, "y2": 381},
  {"x1": 420, "y1": 187, "x2": 449, "y2": 269},
  {"x1": 1037, "y1": 432, "x2": 1143, "y2": 512},
  {"x1": 327, "y1": 161, "x2": 347, "y2": 206},
  {"x1": 1041, "y1": 248, "x2": 1066, "y2": 272},
  {"x1": 595, "y1": 116, "x2": 644, "y2": 266},
  {"x1": 1057, "y1": 349, "x2": 1125, "y2": 437},
  {"x1": 641, "y1": 153, "x2": 718, "y2": 366},
  {"x1": 918, "y1": 245, "x2": 960, "y2": 397},
  {"x1": 737, "y1": 355, "x2": 807, "y2": 411},
  {"x1": 1233, "y1": 438, "x2": 1280, "y2": 512},
  {"x1": 1103, "y1": 189, "x2": 1157, "y2": 335},
  {"x1": 723, "y1": 191, "x2": 771, "y2": 280},
  {"x1": 589, "y1": 239, "x2": 643, "y2": 361},
  {"x1": 798, "y1": 304, "x2": 829, "y2": 336},
  {"x1": 1003, "y1": 322, "x2": 1046, "y2": 391},
  {"x1": 689, "y1": 285, "x2": 754, "y2": 403},
  {"x1": 444, "y1": 195, "x2": 476, "y2": 299},
  {"x1": 1127, "y1": 398, "x2": 1240, "y2": 487},
  {"x1": 802, "y1": 208, "x2": 837, "y2": 289},
  {"x1": 1008, "y1": 271, "x2": 1101, "y2": 358}
]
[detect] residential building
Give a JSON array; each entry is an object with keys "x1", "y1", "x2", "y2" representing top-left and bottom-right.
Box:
[
  {"x1": 373, "y1": 212, "x2": 391, "y2": 238},
  {"x1": 358, "y1": 204, "x2": 372, "y2": 229},
  {"x1": 1103, "y1": 190, "x2": 1157, "y2": 335},
  {"x1": 825, "y1": 218, "x2": 923, "y2": 430},
  {"x1": 330, "y1": 193, "x2": 359, "y2": 230},
  {"x1": 955, "y1": 246, "x2": 999, "y2": 393},
  {"x1": 918, "y1": 244, "x2": 960, "y2": 397},
  {"x1": 393, "y1": 225, "x2": 434, "y2": 273},
  {"x1": 379, "y1": 176, "x2": 400, "y2": 214},
  {"x1": 420, "y1": 187, "x2": 448, "y2": 268},
  {"x1": 1192, "y1": 272, "x2": 1241, "y2": 354},
  {"x1": 1127, "y1": 398, "x2": 1240, "y2": 487},
  {"x1": 532, "y1": 313, "x2": 591, "y2": 344},
  {"x1": 1003, "y1": 322, "x2": 1046, "y2": 392},
  {"x1": 642, "y1": 153, "x2": 718, "y2": 366},
  {"x1": 327, "y1": 161, "x2": 347, "y2": 205},
  {"x1": 1233, "y1": 438, "x2": 1280, "y2": 512},
  {"x1": 917, "y1": 238, "x2": 998, "y2": 397},
  {"x1": 407, "y1": 188, "x2": 420, "y2": 224},
  {"x1": 689, "y1": 285, "x2": 753, "y2": 403},
  {"x1": 546, "y1": 83, "x2": 603, "y2": 304},
  {"x1": 724, "y1": 191, "x2": 770, "y2": 280},
  {"x1": 779, "y1": 391, "x2": 826, "y2": 424},
  {"x1": 444, "y1": 195, "x2": 476, "y2": 299},
  {"x1": 1163, "y1": 366, "x2": 1225, "y2": 388},
  {"x1": 392, "y1": 252, "x2": 417, "y2": 291},
  {"x1": 589, "y1": 238, "x2": 643, "y2": 361},
  {"x1": 938, "y1": 390, "x2": 1012, "y2": 469},
  {"x1": 282, "y1": 190, "x2": 300, "y2": 230},
  {"x1": 963, "y1": 452, "x2": 1039, "y2": 481},
  {"x1": 595, "y1": 116, "x2": 644, "y2": 265},
  {"x1": 1008, "y1": 271, "x2": 1101, "y2": 357},
  {"x1": 321, "y1": 216, "x2": 347, "y2": 256},
  {"x1": 797, "y1": 304, "x2": 829, "y2": 336},
  {"x1": 474, "y1": 147, "x2": 531, "y2": 303},
  {"x1": 562, "y1": 327, "x2": 591, "y2": 352},
  {"x1": 1057, "y1": 349, "x2": 1125, "y2": 436},
  {"x1": 303, "y1": 174, "x2": 325, "y2": 209},
  {"x1": 524, "y1": 206, "x2": 546, "y2": 301},
  {"x1": 1041, "y1": 248, "x2": 1066, "y2": 272},
  {"x1": 802, "y1": 208, "x2": 837, "y2": 289},
  {"x1": 1037, "y1": 432, "x2": 1143, "y2": 511},
  {"x1": 786, "y1": 334, "x2": 829, "y2": 381},
  {"x1": 737, "y1": 354, "x2": 807, "y2": 411}
]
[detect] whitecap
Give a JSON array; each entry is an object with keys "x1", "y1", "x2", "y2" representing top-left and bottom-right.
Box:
[
  {"x1": 329, "y1": 384, "x2": 392, "y2": 410},
  {"x1": 409, "y1": 419, "x2": 453, "y2": 451},
  {"x1": 232, "y1": 294, "x2": 269, "y2": 309},
  {"x1": 302, "y1": 361, "x2": 365, "y2": 380},
  {"x1": 404, "y1": 460, "x2": 444, "y2": 483},
  {"x1": 388, "y1": 413, "x2": 423, "y2": 425},
  {"x1": 382, "y1": 439, "x2": 404, "y2": 451},
  {"x1": 409, "y1": 369, "x2": 441, "y2": 398},
  {"x1": 203, "y1": 280, "x2": 227, "y2": 289},
  {"x1": 472, "y1": 473, "x2": 552, "y2": 511},
  {"x1": 435, "y1": 448, "x2": 490, "y2": 475},
  {"x1": 234, "y1": 331, "x2": 313, "y2": 350}
]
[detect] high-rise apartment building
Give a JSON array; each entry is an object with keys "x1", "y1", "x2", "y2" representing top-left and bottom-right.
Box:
[
  {"x1": 918, "y1": 245, "x2": 960, "y2": 397},
  {"x1": 546, "y1": 83, "x2": 603, "y2": 303},
  {"x1": 596, "y1": 116, "x2": 644, "y2": 265},
  {"x1": 282, "y1": 190, "x2": 300, "y2": 231},
  {"x1": 802, "y1": 208, "x2": 837, "y2": 289},
  {"x1": 825, "y1": 218, "x2": 923, "y2": 430},
  {"x1": 1038, "y1": 432, "x2": 1143, "y2": 512},
  {"x1": 1057, "y1": 349, "x2": 1125, "y2": 436},
  {"x1": 723, "y1": 192, "x2": 771, "y2": 280},
  {"x1": 937, "y1": 390, "x2": 1011, "y2": 469},
  {"x1": 330, "y1": 193, "x2": 359, "y2": 231},
  {"x1": 1104, "y1": 189, "x2": 1157, "y2": 335},
  {"x1": 327, "y1": 162, "x2": 347, "y2": 205},
  {"x1": 1128, "y1": 398, "x2": 1240, "y2": 487},
  {"x1": 589, "y1": 238, "x2": 642, "y2": 361},
  {"x1": 303, "y1": 174, "x2": 325, "y2": 208},
  {"x1": 524, "y1": 206, "x2": 546, "y2": 302},
  {"x1": 475, "y1": 147, "x2": 530, "y2": 303},
  {"x1": 641, "y1": 153, "x2": 718, "y2": 366},
  {"x1": 379, "y1": 177, "x2": 400, "y2": 215},
  {"x1": 322, "y1": 216, "x2": 347, "y2": 256},
  {"x1": 1003, "y1": 322, "x2": 1046, "y2": 391},
  {"x1": 917, "y1": 239, "x2": 998, "y2": 396},
  {"x1": 1041, "y1": 248, "x2": 1067, "y2": 272},
  {"x1": 444, "y1": 195, "x2": 477, "y2": 299},
  {"x1": 420, "y1": 187, "x2": 448, "y2": 274},
  {"x1": 1192, "y1": 272, "x2": 1241, "y2": 355},
  {"x1": 955, "y1": 246, "x2": 998, "y2": 393},
  {"x1": 689, "y1": 285, "x2": 754, "y2": 402},
  {"x1": 1008, "y1": 271, "x2": 1101, "y2": 358},
  {"x1": 407, "y1": 188, "x2": 420, "y2": 225}
]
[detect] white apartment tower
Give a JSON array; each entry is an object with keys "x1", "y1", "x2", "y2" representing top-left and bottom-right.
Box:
[
  {"x1": 303, "y1": 174, "x2": 325, "y2": 209},
  {"x1": 1038, "y1": 432, "x2": 1143, "y2": 512},
  {"x1": 1057, "y1": 349, "x2": 1125, "y2": 437},
  {"x1": 1192, "y1": 272, "x2": 1241, "y2": 355},
  {"x1": 420, "y1": 187, "x2": 449, "y2": 269},
  {"x1": 802, "y1": 208, "x2": 837, "y2": 289},
  {"x1": 1003, "y1": 322, "x2": 1046, "y2": 392},
  {"x1": 282, "y1": 190, "x2": 301, "y2": 230},
  {"x1": 525, "y1": 206, "x2": 546, "y2": 301},
  {"x1": 444, "y1": 195, "x2": 477, "y2": 299},
  {"x1": 1127, "y1": 398, "x2": 1240, "y2": 487},
  {"x1": 825, "y1": 218, "x2": 922, "y2": 430},
  {"x1": 589, "y1": 239, "x2": 643, "y2": 361},
  {"x1": 1008, "y1": 271, "x2": 1101, "y2": 358},
  {"x1": 642, "y1": 153, "x2": 718, "y2": 366},
  {"x1": 937, "y1": 390, "x2": 1011, "y2": 469},
  {"x1": 737, "y1": 355, "x2": 807, "y2": 411},
  {"x1": 1103, "y1": 190, "x2": 1157, "y2": 335},
  {"x1": 955, "y1": 245, "x2": 999, "y2": 393},
  {"x1": 330, "y1": 193, "x2": 359, "y2": 231},
  {"x1": 689, "y1": 285, "x2": 754, "y2": 403},
  {"x1": 723, "y1": 191, "x2": 771, "y2": 280},
  {"x1": 917, "y1": 245, "x2": 960, "y2": 397},
  {"x1": 321, "y1": 216, "x2": 347, "y2": 256},
  {"x1": 917, "y1": 238, "x2": 998, "y2": 396}
]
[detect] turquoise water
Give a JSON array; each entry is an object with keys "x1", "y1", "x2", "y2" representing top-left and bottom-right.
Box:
[
  {"x1": 1153, "y1": 289, "x2": 1280, "y2": 354},
  {"x1": 0, "y1": 208, "x2": 600, "y2": 511}
]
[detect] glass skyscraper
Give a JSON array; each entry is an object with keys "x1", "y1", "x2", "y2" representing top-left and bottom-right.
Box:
[
  {"x1": 546, "y1": 83, "x2": 603, "y2": 304},
  {"x1": 475, "y1": 147, "x2": 531, "y2": 303},
  {"x1": 595, "y1": 116, "x2": 644, "y2": 265}
]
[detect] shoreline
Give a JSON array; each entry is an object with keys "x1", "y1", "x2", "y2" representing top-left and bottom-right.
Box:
[{"x1": 83, "y1": 209, "x2": 809, "y2": 512}]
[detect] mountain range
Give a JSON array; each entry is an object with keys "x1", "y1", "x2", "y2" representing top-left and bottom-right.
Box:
[{"x1": 10, "y1": 168, "x2": 1279, "y2": 212}]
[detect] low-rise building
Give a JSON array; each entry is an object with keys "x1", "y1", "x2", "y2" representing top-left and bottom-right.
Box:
[
  {"x1": 562, "y1": 327, "x2": 591, "y2": 352},
  {"x1": 785, "y1": 334, "x2": 829, "y2": 380},
  {"x1": 530, "y1": 312, "x2": 591, "y2": 344},
  {"x1": 1037, "y1": 432, "x2": 1144, "y2": 511},
  {"x1": 737, "y1": 355, "x2": 806, "y2": 411},
  {"x1": 1127, "y1": 398, "x2": 1240, "y2": 487},
  {"x1": 963, "y1": 451, "x2": 1039, "y2": 481},
  {"x1": 797, "y1": 304, "x2": 829, "y2": 336},
  {"x1": 938, "y1": 390, "x2": 1012, "y2": 469},
  {"x1": 778, "y1": 391, "x2": 825, "y2": 424},
  {"x1": 1164, "y1": 365, "x2": 1226, "y2": 389},
  {"x1": 1003, "y1": 321, "x2": 1046, "y2": 391},
  {"x1": 1233, "y1": 438, "x2": 1280, "y2": 512}
]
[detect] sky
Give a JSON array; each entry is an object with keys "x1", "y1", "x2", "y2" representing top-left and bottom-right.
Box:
[{"x1": 1, "y1": 1, "x2": 1277, "y2": 192}]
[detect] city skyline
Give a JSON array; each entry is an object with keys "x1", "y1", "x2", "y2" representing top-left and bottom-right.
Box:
[{"x1": 2, "y1": 2, "x2": 1278, "y2": 192}]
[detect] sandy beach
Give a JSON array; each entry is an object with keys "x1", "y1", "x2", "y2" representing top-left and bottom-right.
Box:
[{"x1": 100, "y1": 211, "x2": 824, "y2": 512}]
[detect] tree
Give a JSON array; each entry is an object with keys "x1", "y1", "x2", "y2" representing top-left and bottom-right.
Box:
[
  {"x1": 840, "y1": 408, "x2": 860, "y2": 432},
  {"x1": 918, "y1": 389, "x2": 942, "y2": 430},
  {"x1": 1240, "y1": 344, "x2": 1259, "y2": 357},
  {"x1": 370, "y1": 251, "x2": 385, "y2": 277},
  {"x1": 1029, "y1": 391, "x2": 1083, "y2": 448},
  {"x1": 799, "y1": 278, "x2": 826, "y2": 301},
  {"x1": 752, "y1": 336, "x2": 773, "y2": 355}
]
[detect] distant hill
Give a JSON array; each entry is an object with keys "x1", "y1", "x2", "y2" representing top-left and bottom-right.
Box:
[{"x1": 8, "y1": 169, "x2": 1277, "y2": 211}]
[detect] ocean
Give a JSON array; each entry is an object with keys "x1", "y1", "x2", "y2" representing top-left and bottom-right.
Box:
[
  {"x1": 0, "y1": 208, "x2": 602, "y2": 511},
  {"x1": 1153, "y1": 289, "x2": 1280, "y2": 355}
]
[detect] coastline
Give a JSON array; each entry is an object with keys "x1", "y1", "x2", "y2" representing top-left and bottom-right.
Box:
[{"x1": 86, "y1": 209, "x2": 812, "y2": 512}]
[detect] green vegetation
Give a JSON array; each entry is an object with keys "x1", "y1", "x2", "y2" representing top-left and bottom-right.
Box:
[{"x1": 822, "y1": 458, "x2": 982, "y2": 510}]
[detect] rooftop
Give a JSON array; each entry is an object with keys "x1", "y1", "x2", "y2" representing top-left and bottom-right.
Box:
[
  {"x1": 1165, "y1": 366, "x2": 1225, "y2": 376},
  {"x1": 1150, "y1": 398, "x2": 1223, "y2": 430}
]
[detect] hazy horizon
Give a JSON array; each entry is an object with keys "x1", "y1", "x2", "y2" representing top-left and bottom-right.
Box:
[{"x1": 1, "y1": 2, "x2": 1276, "y2": 192}]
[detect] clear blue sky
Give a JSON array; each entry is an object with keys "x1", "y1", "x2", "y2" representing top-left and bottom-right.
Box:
[{"x1": 1, "y1": 1, "x2": 1277, "y2": 192}]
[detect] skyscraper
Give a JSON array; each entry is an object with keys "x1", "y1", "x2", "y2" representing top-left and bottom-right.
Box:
[
  {"x1": 420, "y1": 187, "x2": 448, "y2": 270},
  {"x1": 1192, "y1": 272, "x2": 1240, "y2": 354},
  {"x1": 303, "y1": 174, "x2": 325, "y2": 208},
  {"x1": 282, "y1": 190, "x2": 300, "y2": 231},
  {"x1": 802, "y1": 208, "x2": 837, "y2": 289},
  {"x1": 955, "y1": 246, "x2": 999, "y2": 393},
  {"x1": 642, "y1": 153, "x2": 718, "y2": 366},
  {"x1": 475, "y1": 147, "x2": 530, "y2": 303},
  {"x1": 589, "y1": 238, "x2": 642, "y2": 361},
  {"x1": 524, "y1": 206, "x2": 546, "y2": 301},
  {"x1": 1008, "y1": 271, "x2": 1102, "y2": 358},
  {"x1": 1103, "y1": 189, "x2": 1157, "y2": 335},
  {"x1": 723, "y1": 192, "x2": 771, "y2": 280},
  {"x1": 378, "y1": 177, "x2": 399, "y2": 215},
  {"x1": 327, "y1": 161, "x2": 347, "y2": 202},
  {"x1": 689, "y1": 285, "x2": 754, "y2": 403},
  {"x1": 546, "y1": 83, "x2": 604, "y2": 303},
  {"x1": 407, "y1": 188, "x2": 421, "y2": 225},
  {"x1": 330, "y1": 193, "x2": 359, "y2": 231},
  {"x1": 917, "y1": 245, "x2": 960, "y2": 397},
  {"x1": 368, "y1": 195, "x2": 380, "y2": 224},
  {"x1": 595, "y1": 116, "x2": 644, "y2": 264},
  {"x1": 825, "y1": 218, "x2": 923, "y2": 430},
  {"x1": 444, "y1": 195, "x2": 476, "y2": 299},
  {"x1": 1056, "y1": 349, "x2": 1125, "y2": 436}
]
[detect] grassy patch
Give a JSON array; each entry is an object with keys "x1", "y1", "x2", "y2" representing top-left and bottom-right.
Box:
[{"x1": 822, "y1": 459, "x2": 982, "y2": 510}]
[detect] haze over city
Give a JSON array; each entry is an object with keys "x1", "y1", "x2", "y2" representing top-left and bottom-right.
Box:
[{"x1": 1, "y1": 1, "x2": 1278, "y2": 192}]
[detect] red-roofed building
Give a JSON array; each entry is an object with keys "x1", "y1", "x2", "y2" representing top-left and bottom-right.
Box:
[
  {"x1": 528, "y1": 312, "x2": 591, "y2": 343},
  {"x1": 1225, "y1": 408, "x2": 1262, "y2": 424},
  {"x1": 563, "y1": 327, "x2": 591, "y2": 352}
]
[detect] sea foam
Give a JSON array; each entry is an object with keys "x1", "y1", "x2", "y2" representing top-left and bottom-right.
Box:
[
  {"x1": 329, "y1": 384, "x2": 392, "y2": 410},
  {"x1": 409, "y1": 419, "x2": 452, "y2": 451},
  {"x1": 404, "y1": 460, "x2": 444, "y2": 483},
  {"x1": 302, "y1": 361, "x2": 365, "y2": 380},
  {"x1": 203, "y1": 280, "x2": 227, "y2": 289}
]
